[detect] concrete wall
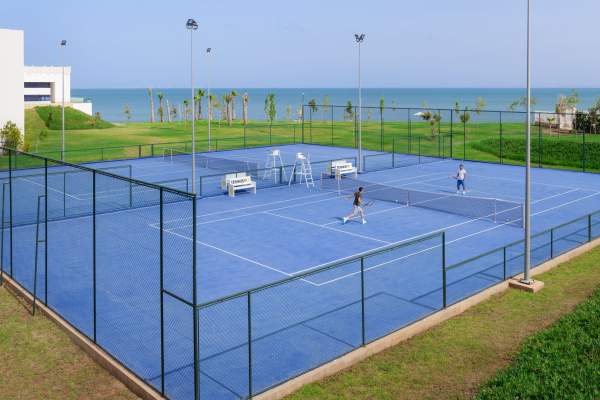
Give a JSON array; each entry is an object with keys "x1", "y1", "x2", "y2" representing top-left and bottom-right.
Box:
[
  {"x1": 0, "y1": 29, "x2": 25, "y2": 135},
  {"x1": 72, "y1": 102, "x2": 93, "y2": 115}
]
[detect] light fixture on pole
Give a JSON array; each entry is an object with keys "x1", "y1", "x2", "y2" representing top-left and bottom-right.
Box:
[
  {"x1": 60, "y1": 39, "x2": 67, "y2": 161},
  {"x1": 355, "y1": 33, "x2": 365, "y2": 172},
  {"x1": 206, "y1": 47, "x2": 212, "y2": 151},
  {"x1": 522, "y1": 0, "x2": 533, "y2": 284},
  {"x1": 186, "y1": 18, "x2": 198, "y2": 193}
]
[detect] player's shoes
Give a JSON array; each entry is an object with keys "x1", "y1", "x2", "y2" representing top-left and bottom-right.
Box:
[
  {"x1": 342, "y1": 217, "x2": 348, "y2": 224},
  {"x1": 362, "y1": 219, "x2": 367, "y2": 225}
]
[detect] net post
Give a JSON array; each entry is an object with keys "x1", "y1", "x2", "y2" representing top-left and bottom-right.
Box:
[
  {"x1": 442, "y1": 232, "x2": 447, "y2": 308},
  {"x1": 92, "y1": 169, "x2": 97, "y2": 342},
  {"x1": 159, "y1": 188, "x2": 165, "y2": 395},
  {"x1": 392, "y1": 139, "x2": 395, "y2": 168},
  {"x1": 360, "y1": 256, "x2": 366, "y2": 346},
  {"x1": 503, "y1": 246, "x2": 507, "y2": 280},
  {"x1": 247, "y1": 291, "x2": 253, "y2": 398}
]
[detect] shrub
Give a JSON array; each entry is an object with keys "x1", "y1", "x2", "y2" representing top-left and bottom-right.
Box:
[{"x1": 0, "y1": 121, "x2": 23, "y2": 151}]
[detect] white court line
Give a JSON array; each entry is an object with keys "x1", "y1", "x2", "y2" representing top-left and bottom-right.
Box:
[
  {"x1": 264, "y1": 211, "x2": 390, "y2": 245},
  {"x1": 149, "y1": 224, "x2": 318, "y2": 286},
  {"x1": 21, "y1": 178, "x2": 81, "y2": 200}
]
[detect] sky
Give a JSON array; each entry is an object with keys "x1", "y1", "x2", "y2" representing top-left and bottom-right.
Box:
[{"x1": 2, "y1": 0, "x2": 599, "y2": 89}]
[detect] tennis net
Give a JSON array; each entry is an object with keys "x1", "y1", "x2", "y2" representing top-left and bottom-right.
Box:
[
  {"x1": 164, "y1": 149, "x2": 259, "y2": 174},
  {"x1": 321, "y1": 174, "x2": 523, "y2": 227}
]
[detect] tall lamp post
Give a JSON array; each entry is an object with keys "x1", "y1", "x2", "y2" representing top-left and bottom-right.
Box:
[
  {"x1": 186, "y1": 18, "x2": 198, "y2": 193},
  {"x1": 60, "y1": 40, "x2": 67, "y2": 161},
  {"x1": 522, "y1": 0, "x2": 533, "y2": 284},
  {"x1": 206, "y1": 47, "x2": 212, "y2": 151},
  {"x1": 355, "y1": 34, "x2": 365, "y2": 172}
]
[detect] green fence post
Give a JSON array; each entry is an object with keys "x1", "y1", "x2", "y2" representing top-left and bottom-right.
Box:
[
  {"x1": 408, "y1": 108, "x2": 412, "y2": 153},
  {"x1": 192, "y1": 198, "x2": 199, "y2": 400},
  {"x1": 499, "y1": 111, "x2": 503, "y2": 164},
  {"x1": 550, "y1": 228, "x2": 554, "y2": 258},
  {"x1": 331, "y1": 106, "x2": 334, "y2": 146},
  {"x1": 588, "y1": 214, "x2": 592, "y2": 242},
  {"x1": 301, "y1": 106, "x2": 305, "y2": 143},
  {"x1": 360, "y1": 257, "x2": 366, "y2": 345},
  {"x1": 247, "y1": 291, "x2": 253, "y2": 398},
  {"x1": 538, "y1": 113, "x2": 542, "y2": 167},
  {"x1": 392, "y1": 139, "x2": 396, "y2": 168},
  {"x1": 503, "y1": 246, "x2": 507, "y2": 280},
  {"x1": 442, "y1": 232, "x2": 447, "y2": 308},
  {"x1": 8, "y1": 150, "x2": 13, "y2": 276},
  {"x1": 92, "y1": 170, "x2": 97, "y2": 342},
  {"x1": 244, "y1": 123, "x2": 247, "y2": 148},
  {"x1": 450, "y1": 109, "x2": 454, "y2": 159},
  {"x1": 463, "y1": 115, "x2": 466, "y2": 160},
  {"x1": 583, "y1": 130, "x2": 586, "y2": 172},
  {"x1": 380, "y1": 109, "x2": 384, "y2": 152},
  {"x1": 151, "y1": 144, "x2": 155, "y2": 157},
  {"x1": 159, "y1": 188, "x2": 165, "y2": 395},
  {"x1": 138, "y1": 144, "x2": 142, "y2": 158}
]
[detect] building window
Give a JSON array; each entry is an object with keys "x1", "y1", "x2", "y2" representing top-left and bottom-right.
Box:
[
  {"x1": 24, "y1": 82, "x2": 51, "y2": 88},
  {"x1": 24, "y1": 95, "x2": 51, "y2": 102}
]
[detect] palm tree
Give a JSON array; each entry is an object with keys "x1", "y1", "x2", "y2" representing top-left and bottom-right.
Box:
[
  {"x1": 308, "y1": 99, "x2": 318, "y2": 113},
  {"x1": 344, "y1": 100, "x2": 354, "y2": 121},
  {"x1": 171, "y1": 104, "x2": 178, "y2": 121},
  {"x1": 242, "y1": 93, "x2": 249, "y2": 125},
  {"x1": 147, "y1": 88, "x2": 155, "y2": 123},
  {"x1": 157, "y1": 92, "x2": 164, "y2": 123},
  {"x1": 322, "y1": 95, "x2": 330, "y2": 121},
  {"x1": 183, "y1": 99, "x2": 190, "y2": 125},
  {"x1": 230, "y1": 90, "x2": 238, "y2": 120},
  {"x1": 123, "y1": 105, "x2": 132, "y2": 123},
  {"x1": 166, "y1": 99, "x2": 172, "y2": 123},
  {"x1": 195, "y1": 89, "x2": 205, "y2": 120},
  {"x1": 223, "y1": 93, "x2": 233, "y2": 126}
]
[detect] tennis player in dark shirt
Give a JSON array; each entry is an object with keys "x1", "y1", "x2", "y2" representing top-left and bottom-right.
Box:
[{"x1": 342, "y1": 187, "x2": 367, "y2": 225}]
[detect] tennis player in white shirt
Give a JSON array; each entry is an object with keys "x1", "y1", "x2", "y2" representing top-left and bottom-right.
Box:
[{"x1": 453, "y1": 164, "x2": 467, "y2": 195}]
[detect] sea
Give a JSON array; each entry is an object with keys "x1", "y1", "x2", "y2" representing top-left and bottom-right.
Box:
[{"x1": 72, "y1": 88, "x2": 600, "y2": 123}]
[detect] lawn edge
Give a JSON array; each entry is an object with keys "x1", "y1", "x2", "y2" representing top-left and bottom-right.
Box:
[
  {"x1": 255, "y1": 235, "x2": 600, "y2": 400},
  {"x1": 1, "y1": 274, "x2": 164, "y2": 400}
]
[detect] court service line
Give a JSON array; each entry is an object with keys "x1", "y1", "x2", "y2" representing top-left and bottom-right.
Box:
[
  {"x1": 150, "y1": 225, "x2": 319, "y2": 286},
  {"x1": 264, "y1": 211, "x2": 390, "y2": 245}
]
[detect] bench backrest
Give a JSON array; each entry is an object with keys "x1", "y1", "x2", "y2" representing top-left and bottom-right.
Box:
[{"x1": 229, "y1": 176, "x2": 252, "y2": 186}]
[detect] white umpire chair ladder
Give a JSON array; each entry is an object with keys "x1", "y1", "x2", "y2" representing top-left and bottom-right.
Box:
[
  {"x1": 289, "y1": 152, "x2": 314, "y2": 188},
  {"x1": 263, "y1": 149, "x2": 287, "y2": 183}
]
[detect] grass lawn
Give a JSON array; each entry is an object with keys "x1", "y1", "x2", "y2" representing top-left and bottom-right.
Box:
[
  {"x1": 0, "y1": 285, "x2": 139, "y2": 400},
  {"x1": 286, "y1": 246, "x2": 600, "y2": 400}
]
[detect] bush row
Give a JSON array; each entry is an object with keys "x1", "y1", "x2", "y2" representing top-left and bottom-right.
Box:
[{"x1": 471, "y1": 137, "x2": 600, "y2": 169}]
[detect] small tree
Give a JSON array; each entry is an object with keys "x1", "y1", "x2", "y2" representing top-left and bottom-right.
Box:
[
  {"x1": 454, "y1": 102, "x2": 471, "y2": 124},
  {"x1": 344, "y1": 100, "x2": 354, "y2": 121},
  {"x1": 379, "y1": 97, "x2": 385, "y2": 125},
  {"x1": 308, "y1": 99, "x2": 318, "y2": 114},
  {"x1": 475, "y1": 97, "x2": 486, "y2": 115},
  {"x1": 35, "y1": 129, "x2": 48, "y2": 152},
  {"x1": 171, "y1": 104, "x2": 178, "y2": 121},
  {"x1": 264, "y1": 93, "x2": 276, "y2": 123},
  {"x1": 94, "y1": 112, "x2": 102, "y2": 127},
  {"x1": 123, "y1": 105, "x2": 132, "y2": 123},
  {"x1": 230, "y1": 90, "x2": 238, "y2": 120},
  {"x1": 147, "y1": 88, "x2": 155, "y2": 123},
  {"x1": 1, "y1": 121, "x2": 23, "y2": 151},
  {"x1": 285, "y1": 105, "x2": 292, "y2": 122},
  {"x1": 509, "y1": 96, "x2": 538, "y2": 111},
  {"x1": 183, "y1": 99, "x2": 190, "y2": 124},
  {"x1": 196, "y1": 89, "x2": 206, "y2": 120}
]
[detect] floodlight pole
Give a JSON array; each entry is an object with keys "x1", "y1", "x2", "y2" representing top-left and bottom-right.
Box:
[
  {"x1": 355, "y1": 34, "x2": 365, "y2": 173},
  {"x1": 187, "y1": 19, "x2": 198, "y2": 193},
  {"x1": 522, "y1": 0, "x2": 533, "y2": 284},
  {"x1": 206, "y1": 47, "x2": 212, "y2": 151},
  {"x1": 60, "y1": 40, "x2": 67, "y2": 161}
]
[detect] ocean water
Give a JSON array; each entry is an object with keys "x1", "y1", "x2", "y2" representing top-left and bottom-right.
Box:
[{"x1": 72, "y1": 88, "x2": 600, "y2": 123}]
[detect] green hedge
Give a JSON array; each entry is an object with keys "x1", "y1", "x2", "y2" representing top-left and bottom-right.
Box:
[
  {"x1": 475, "y1": 287, "x2": 600, "y2": 399},
  {"x1": 35, "y1": 106, "x2": 114, "y2": 130},
  {"x1": 471, "y1": 137, "x2": 600, "y2": 169}
]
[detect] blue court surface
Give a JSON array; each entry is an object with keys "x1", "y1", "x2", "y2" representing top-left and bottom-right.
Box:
[{"x1": 4, "y1": 143, "x2": 600, "y2": 400}]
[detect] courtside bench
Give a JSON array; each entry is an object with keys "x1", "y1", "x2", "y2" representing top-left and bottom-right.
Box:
[
  {"x1": 328, "y1": 160, "x2": 358, "y2": 178},
  {"x1": 221, "y1": 173, "x2": 257, "y2": 197}
]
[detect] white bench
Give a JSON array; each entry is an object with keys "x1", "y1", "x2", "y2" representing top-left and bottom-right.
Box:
[
  {"x1": 328, "y1": 160, "x2": 357, "y2": 178},
  {"x1": 221, "y1": 173, "x2": 257, "y2": 197}
]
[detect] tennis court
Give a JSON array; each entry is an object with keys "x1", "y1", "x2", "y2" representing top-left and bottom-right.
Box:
[{"x1": 3, "y1": 143, "x2": 600, "y2": 400}]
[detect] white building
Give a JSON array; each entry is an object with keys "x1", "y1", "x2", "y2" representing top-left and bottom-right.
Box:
[
  {"x1": 0, "y1": 28, "x2": 93, "y2": 141},
  {"x1": 0, "y1": 29, "x2": 25, "y2": 134},
  {"x1": 24, "y1": 66, "x2": 93, "y2": 115}
]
